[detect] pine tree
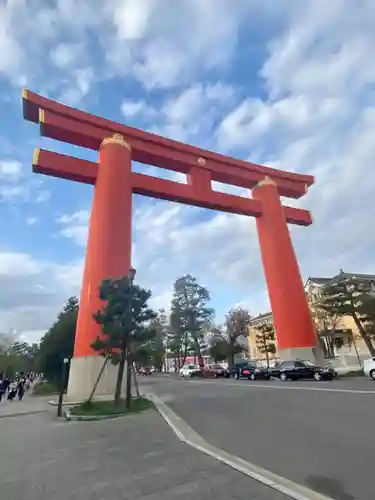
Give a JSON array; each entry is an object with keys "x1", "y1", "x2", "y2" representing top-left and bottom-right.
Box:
[
  {"x1": 133, "y1": 309, "x2": 167, "y2": 371},
  {"x1": 91, "y1": 276, "x2": 156, "y2": 405},
  {"x1": 170, "y1": 275, "x2": 213, "y2": 369},
  {"x1": 318, "y1": 276, "x2": 375, "y2": 356}
]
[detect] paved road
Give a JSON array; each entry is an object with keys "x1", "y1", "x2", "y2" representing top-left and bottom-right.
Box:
[
  {"x1": 0, "y1": 401, "x2": 288, "y2": 500},
  {"x1": 141, "y1": 375, "x2": 375, "y2": 500}
]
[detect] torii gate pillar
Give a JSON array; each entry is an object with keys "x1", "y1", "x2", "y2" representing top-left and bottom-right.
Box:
[
  {"x1": 67, "y1": 135, "x2": 133, "y2": 402},
  {"x1": 253, "y1": 177, "x2": 323, "y2": 364}
]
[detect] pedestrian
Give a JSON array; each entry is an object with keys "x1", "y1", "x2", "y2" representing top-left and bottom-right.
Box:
[
  {"x1": 0, "y1": 378, "x2": 6, "y2": 402},
  {"x1": 7, "y1": 382, "x2": 17, "y2": 401},
  {"x1": 17, "y1": 379, "x2": 25, "y2": 401}
]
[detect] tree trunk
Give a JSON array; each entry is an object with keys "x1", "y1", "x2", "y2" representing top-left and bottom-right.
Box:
[
  {"x1": 125, "y1": 349, "x2": 133, "y2": 409},
  {"x1": 192, "y1": 336, "x2": 203, "y2": 369},
  {"x1": 132, "y1": 363, "x2": 140, "y2": 398},
  {"x1": 114, "y1": 348, "x2": 126, "y2": 405},
  {"x1": 263, "y1": 336, "x2": 270, "y2": 368},
  {"x1": 352, "y1": 312, "x2": 375, "y2": 356},
  {"x1": 319, "y1": 336, "x2": 328, "y2": 357},
  {"x1": 182, "y1": 343, "x2": 188, "y2": 367},
  {"x1": 320, "y1": 333, "x2": 334, "y2": 358},
  {"x1": 350, "y1": 331, "x2": 362, "y2": 367},
  {"x1": 87, "y1": 354, "x2": 109, "y2": 403},
  {"x1": 229, "y1": 350, "x2": 234, "y2": 370}
]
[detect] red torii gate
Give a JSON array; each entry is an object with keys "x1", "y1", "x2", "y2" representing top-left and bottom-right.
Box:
[{"x1": 23, "y1": 89, "x2": 320, "y2": 399}]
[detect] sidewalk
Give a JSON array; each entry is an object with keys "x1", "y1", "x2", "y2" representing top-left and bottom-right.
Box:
[
  {"x1": 0, "y1": 393, "x2": 51, "y2": 418},
  {"x1": 0, "y1": 407, "x2": 288, "y2": 500}
]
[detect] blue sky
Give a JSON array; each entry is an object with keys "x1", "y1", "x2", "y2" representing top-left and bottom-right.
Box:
[{"x1": 1, "y1": 0, "x2": 375, "y2": 342}]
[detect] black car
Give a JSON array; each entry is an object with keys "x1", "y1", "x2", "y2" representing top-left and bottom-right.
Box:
[
  {"x1": 270, "y1": 360, "x2": 336, "y2": 381},
  {"x1": 231, "y1": 361, "x2": 271, "y2": 381}
]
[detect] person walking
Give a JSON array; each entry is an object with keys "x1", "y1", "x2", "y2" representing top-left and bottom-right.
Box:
[
  {"x1": 0, "y1": 378, "x2": 6, "y2": 402},
  {"x1": 17, "y1": 379, "x2": 25, "y2": 401},
  {"x1": 8, "y1": 381, "x2": 17, "y2": 401}
]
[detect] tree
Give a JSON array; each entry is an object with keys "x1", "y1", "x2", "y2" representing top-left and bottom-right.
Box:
[
  {"x1": 209, "y1": 339, "x2": 231, "y2": 362},
  {"x1": 166, "y1": 308, "x2": 189, "y2": 369},
  {"x1": 317, "y1": 277, "x2": 375, "y2": 356},
  {"x1": 309, "y1": 294, "x2": 343, "y2": 358},
  {"x1": 210, "y1": 308, "x2": 251, "y2": 367},
  {"x1": 7, "y1": 341, "x2": 40, "y2": 372},
  {"x1": 133, "y1": 310, "x2": 167, "y2": 371},
  {"x1": 170, "y1": 274, "x2": 213, "y2": 369},
  {"x1": 255, "y1": 323, "x2": 276, "y2": 368},
  {"x1": 0, "y1": 340, "x2": 40, "y2": 379},
  {"x1": 150, "y1": 309, "x2": 168, "y2": 371},
  {"x1": 38, "y1": 296, "x2": 78, "y2": 386},
  {"x1": 91, "y1": 276, "x2": 156, "y2": 406},
  {"x1": 0, "y1": 330, "x2": 18, "y2": 354}
]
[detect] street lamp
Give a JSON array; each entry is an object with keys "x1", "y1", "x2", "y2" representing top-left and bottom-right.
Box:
[
  {"x1": 57, "y1": 357, "x2": 70, "y2": 418},
  {"x1": 128, "y1": 267, "x2": 136, "y2": 283},
  {"x1": 125, "y1": 267, "x2": 136, "y2": 407}
]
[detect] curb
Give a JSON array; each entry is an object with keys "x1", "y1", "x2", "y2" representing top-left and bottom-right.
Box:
[
  {"x1": 146, "y1": 393, "x2": 334, "y2": 500},
  {"x1": 0, "y1": 409, "x2": 49, "y2": 419},
  {"x1": 65, "y1": 409, "x2": 134, "y2": 422},
  {"x1": 48, "y1": 400, "x2": 79, "y2": 407}
]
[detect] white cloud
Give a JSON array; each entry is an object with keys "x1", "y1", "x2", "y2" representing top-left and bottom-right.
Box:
[
  {"x1": 2, "y1": 0, "x2": 375, "y2": 341},
  {"x1": 112, "y1": 0, "x2": 155, "y2": 40},
  {"x1": 57, "y1": 209, "x2": 89, "y2": 246},
  {"x1": 213, "y1": 0, "x2": 375, "y2": 286},
  {"x1": 0, "y1": 160, "x2": 27, "y2": 201},
  {"x1": 26, "y1": 217, "x2": 37, "y2": 226},
  {"x1": 50, "y1": 43, "x2": 81, "y2": 69},
  {"x1": 0, "y1": 250, "x2": 83, "y2": 341},
  {"x1": 120, "y1": 99, "x2": 158, "y2": 122},
  {"x1": 0, "y1": 158, "x2": 50, "y2": 203},
  {"x1": 0, "y1": 160, "x2": 22, "y2": 179},
  {"x1": 0, "y1": 0, "x2": 256, "y2": 94}
]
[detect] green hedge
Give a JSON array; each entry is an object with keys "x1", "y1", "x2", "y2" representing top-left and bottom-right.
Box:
[
  {"x1": 32, "y1": 381, "x2": 59, "y2": 395},
  {"x1": 71, "y1": 397, "x2": 154, "y2": 416}
]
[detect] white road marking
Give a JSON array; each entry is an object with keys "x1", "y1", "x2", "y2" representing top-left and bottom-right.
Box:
[
  {"x1": 157, "y1": 377, "x2": 375, "y2": 394},
  {"x1": 148, "y1": 393, "x2": 333, "y2": 500}
]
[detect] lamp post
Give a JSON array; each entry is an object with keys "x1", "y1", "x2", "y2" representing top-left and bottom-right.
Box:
[
  {"x1": 57, "y1": 357, "x2": 70, "y2": 417},
  {"x1": 125, "y1": 267, "x2": 136, "y2": 408}
]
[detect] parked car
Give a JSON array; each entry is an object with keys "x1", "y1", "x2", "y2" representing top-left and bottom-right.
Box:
[
  {"x1": 179, "y1": 364, "x2": 201, "y2": 377},
  {"x1": 363, "y1": 358, "x2": 375, "y2": 380},
  {"x1": 138, "y1": 366, "x2": 152, "y2": 376},
  {"x1": 202, "y1": 364, "x2": 230, "y2": 378},
  {"x1": 269, "y1": 360, "x2": 335, "y2": 381},
  {"x1": 231, "y1": 361, "x2": 271, "y2": 380}
]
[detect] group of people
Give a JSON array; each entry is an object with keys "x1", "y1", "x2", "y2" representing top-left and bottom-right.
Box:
[{"x1": 0, "y1": 372, "x2": 35, "y2": 402}]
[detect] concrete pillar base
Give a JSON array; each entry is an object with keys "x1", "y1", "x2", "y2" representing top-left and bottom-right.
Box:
[
  {"x1": 66, "y1": 355, "x2": 126, "y2": 403},
  {"x1": 279, "y1": 346, "x2": 325, "y2": 366}
]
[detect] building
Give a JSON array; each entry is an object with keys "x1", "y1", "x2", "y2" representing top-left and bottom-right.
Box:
[
  {"x1": 247, "y1": 312, "x2": 276, "y2": 362},
  {"x1": 248, "y1": 270, "x2": 375, "y2": 364}
]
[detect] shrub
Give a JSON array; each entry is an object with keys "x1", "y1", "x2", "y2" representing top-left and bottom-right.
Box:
[{"x1": 32, "y1": 381, "x2": 59, "y2": 395}]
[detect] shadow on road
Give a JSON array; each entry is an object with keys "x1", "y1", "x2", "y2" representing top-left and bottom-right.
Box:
[{"x1": 305, "y1": 475, "x2": 355, "y2": 499}]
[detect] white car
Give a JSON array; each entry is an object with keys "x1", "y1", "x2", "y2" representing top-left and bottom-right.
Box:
[
  {"x1": 179, "y1": 364, "x2": 201, "y2": 377},
  {"x1": 363, "y1": 358, "x2": 375, "y2": 380}
]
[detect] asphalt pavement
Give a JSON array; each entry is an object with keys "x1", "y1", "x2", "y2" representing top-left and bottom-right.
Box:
[
  {"x1": 0, "y1": 396, "x2": 289, "y2": 500},
  {"x1": 140, "y1": 374, "x2": 375, "y2": 500}
]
